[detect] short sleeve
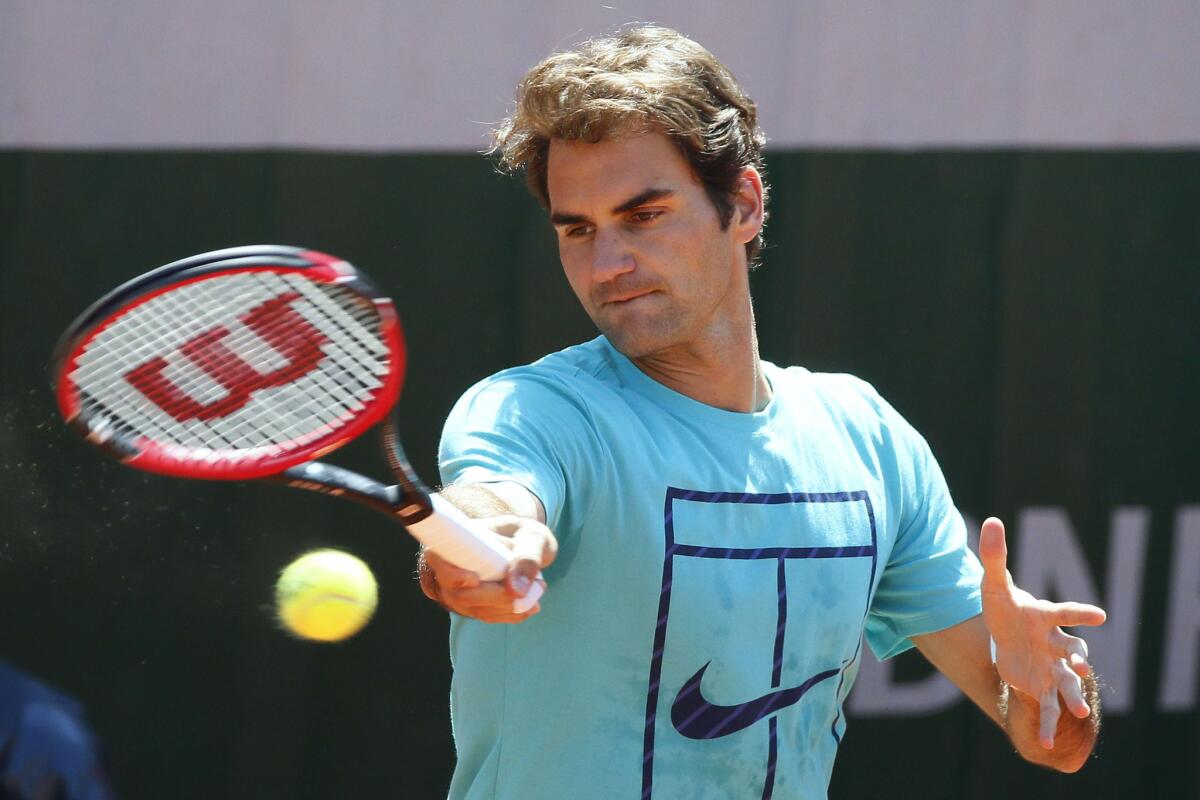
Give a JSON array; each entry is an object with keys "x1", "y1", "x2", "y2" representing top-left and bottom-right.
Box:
[
  {"x1": 860, "y1": 391, "x2": 984, "y2": 660},
  {"x1": 438, "y1": 369, "x2": 597, "y2": 531}
]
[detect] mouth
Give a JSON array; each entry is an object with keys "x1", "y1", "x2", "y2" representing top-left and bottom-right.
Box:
[{"x1": 600, "y1": 288, "x2": 657, "y2": 306}]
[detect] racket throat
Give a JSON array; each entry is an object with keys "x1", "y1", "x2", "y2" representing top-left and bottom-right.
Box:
[
  {"x1": 277, "y1": 462, "x2": 433, "y2": 524},
  {"x1": 392, "y1": 484, "x2": 435, "y2": 524},
  {"x1": 380, "y1": 419, "x2": 436, "y2": 525}
]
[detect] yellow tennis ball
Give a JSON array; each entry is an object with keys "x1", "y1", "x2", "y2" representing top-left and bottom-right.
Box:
[{"x1": 275, "y1": 549, "x2": 378, "y2": 642}]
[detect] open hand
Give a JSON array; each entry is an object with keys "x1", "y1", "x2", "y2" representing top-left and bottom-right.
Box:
[{"x1": 979, "y1": 517, "x2": 1106, "y2": 749}]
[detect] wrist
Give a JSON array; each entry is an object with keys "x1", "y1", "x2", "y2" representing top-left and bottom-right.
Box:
[{"x1": 1001, "y1": 673, "x2": 1101, "y2": 772}]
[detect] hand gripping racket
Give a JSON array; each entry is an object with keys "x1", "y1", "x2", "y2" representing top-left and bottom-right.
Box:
[{"x1": 52, "y1": 245, "x2": 542, "y2": 611}]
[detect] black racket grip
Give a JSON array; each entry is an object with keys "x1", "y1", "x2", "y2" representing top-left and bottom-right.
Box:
[{"x1": 276, "y1": 462, "x2": 415, "y2": 518}]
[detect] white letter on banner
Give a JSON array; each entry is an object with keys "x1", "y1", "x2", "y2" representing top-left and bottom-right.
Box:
[
  {"x1": 848, "y1": 649, "x2": 962, "y2": 715},
  {"x1": 1014, "y1": 507, "x2": 1148, "y2": 713},
  {"x1": 847, "y1": 516, "x2": 979, "y2": 715},
  {"x1": 1160, "y1": 506, "x2": 1200, "y2": 711}
]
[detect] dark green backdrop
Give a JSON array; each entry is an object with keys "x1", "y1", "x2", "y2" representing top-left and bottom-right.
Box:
[{"x1": 1, "y1": 150, "x2": 1196, "y2": 798}]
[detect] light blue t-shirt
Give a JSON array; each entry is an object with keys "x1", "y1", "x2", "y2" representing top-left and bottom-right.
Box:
[{"x1": 438, "y1": 336, "x2": 982, "y2": 800}]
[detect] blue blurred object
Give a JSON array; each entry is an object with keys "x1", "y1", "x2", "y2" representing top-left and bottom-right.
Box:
[{"x1": 0, "y1": 661, "x2": 114, "y2": 800}]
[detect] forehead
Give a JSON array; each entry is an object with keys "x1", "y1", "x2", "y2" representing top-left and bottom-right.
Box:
[{"x1": 545, "y1": 132, "x2": 700, "y2": 210}]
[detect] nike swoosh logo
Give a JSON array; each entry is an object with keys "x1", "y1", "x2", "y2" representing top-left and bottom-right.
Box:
[{"x1": 671, "y1": 661, "x2": 841, "y2": 740}]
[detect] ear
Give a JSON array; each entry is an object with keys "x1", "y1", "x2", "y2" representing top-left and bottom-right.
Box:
[{"x1": 730, "y1": 166, "x2": 765, "y2": 246}]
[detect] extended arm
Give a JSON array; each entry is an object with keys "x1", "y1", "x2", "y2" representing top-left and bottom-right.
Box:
[{"x1": 912, "y1": 517, "x2": 1105, "y2": 772}]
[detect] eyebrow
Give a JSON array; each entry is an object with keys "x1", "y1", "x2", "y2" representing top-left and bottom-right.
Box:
[{"x1": 550, "y1": 188, "x2": 675, "y2": 226}]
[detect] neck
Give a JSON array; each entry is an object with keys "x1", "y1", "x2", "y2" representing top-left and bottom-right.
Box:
[{"x1": 628, "y1": 305, "x2": 771, "y2": 414}]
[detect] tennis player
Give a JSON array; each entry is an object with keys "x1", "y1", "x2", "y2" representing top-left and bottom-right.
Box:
[{"x1": 420, "y1": 26, "x2": 1105, "y2": 799}]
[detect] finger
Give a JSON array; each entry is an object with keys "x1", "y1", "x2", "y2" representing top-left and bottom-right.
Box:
[
  {"x1": 977, "y1": 517, "x2": 1012, "y2": 591},
  {"x1": 1049, "y1": 628, "x2": 1088, "y2": 656},
  {"x1": 482, "y1": 515, "x2": 526, "y2": 539},
  {"x1": 1053, "y1": 634, "x2": 1092, "y2": 677},
  {"x1": 423, "y1": 549, "x2": 481, "y2": 590},
  {"x1": 1039, "y1": 689, "x2": 1061, "y2": 750},
  {"x1": 441, "y1": 587, "x2": 540, "y2": 623},
  {"x1": 499, "y1": 520, "x2": 558, "y2": 598},
  {"x1": 448, "y1": 581, "x2": 541, "y2": 623},
  {"x1": 1067, "y1": 652, "x2": 1090, "y2": 677},
  {"x1": 1056, "y1": 663, "x2": 1090, "y2": 718},
  {"x1": 449, "y1": 579, "x2": 547, "y2": 620},
  {"x1": 446, "y1": 580, "x2": 515, "y2": 610},
  {"x1": 1047, "y1": 601, "x2": 1108, "y2": 628},
  {"x1": 539, "y1": 528, "x2": 558, "y2": 567},
  {"x1": 490, "y1": 516, "x2": 559, "y2": 567}
]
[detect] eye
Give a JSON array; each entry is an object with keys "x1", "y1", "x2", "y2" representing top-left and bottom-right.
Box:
[
  {"x1": 629, "y1": 210, "x2": 662, "y2": 224},
  {"x1": 564, "y1": 224, "x2": 593, "y2": 238}
]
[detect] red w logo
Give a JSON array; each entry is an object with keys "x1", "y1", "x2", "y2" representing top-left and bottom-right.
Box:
[{"x1": 126, "y1": 292, "x2": 329, "y2": 422}]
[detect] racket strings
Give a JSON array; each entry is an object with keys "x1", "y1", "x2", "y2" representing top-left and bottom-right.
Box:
[
  {"x1": 76, "y1": 276, "x2": 287, "y2": 448},
  {"x1": 79, "y1": 278, "x2": 287, "y2": 448},
  {"x1": 69, "y1": 271, "x2": 394, "y2": 455},
  {"x1": 99, "y1": 279, "x2": 379, "y2": 450}
]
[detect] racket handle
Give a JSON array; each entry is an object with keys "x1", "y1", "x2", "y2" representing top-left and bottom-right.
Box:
[{"x1": 407, "y1": 493, "x2": 544, "y2": 613}]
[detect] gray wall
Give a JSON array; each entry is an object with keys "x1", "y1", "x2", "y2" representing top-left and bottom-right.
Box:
[{"x1": 2, "y1": 1, "x2": 1199, "y2": 149}]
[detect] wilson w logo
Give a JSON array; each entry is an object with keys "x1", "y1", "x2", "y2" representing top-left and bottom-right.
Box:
[{"x1": 125, "y1": 292, "x2": 329, "y2": 422}]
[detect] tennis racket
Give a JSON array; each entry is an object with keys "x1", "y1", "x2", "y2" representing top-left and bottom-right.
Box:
[{"x1": 52, "y1": 244, "x2": 542, "y2": 611}]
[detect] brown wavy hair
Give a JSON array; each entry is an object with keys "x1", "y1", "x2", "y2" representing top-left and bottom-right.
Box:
[{"x1": 491, "y1": 26, "x2": 769, "y2": 265}]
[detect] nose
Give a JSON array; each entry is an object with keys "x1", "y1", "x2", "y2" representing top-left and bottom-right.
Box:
[{"x1": 591, "y1": 226, "x2": 635, "y2": 283}]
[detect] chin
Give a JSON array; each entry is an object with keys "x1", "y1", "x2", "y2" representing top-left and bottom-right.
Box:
[{"x1": 597, "y1": 322, "x2": 679, "y2": 360}]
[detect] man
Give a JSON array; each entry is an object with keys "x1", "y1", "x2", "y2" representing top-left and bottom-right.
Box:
[{"x1": 420, "y1": 26, "x2": 1105, "y2": 799}]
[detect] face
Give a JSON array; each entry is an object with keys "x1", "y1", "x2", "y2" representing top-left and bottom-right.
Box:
[{"x1": 546, "y1": 132, "x2": 761, "y2": 359}]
